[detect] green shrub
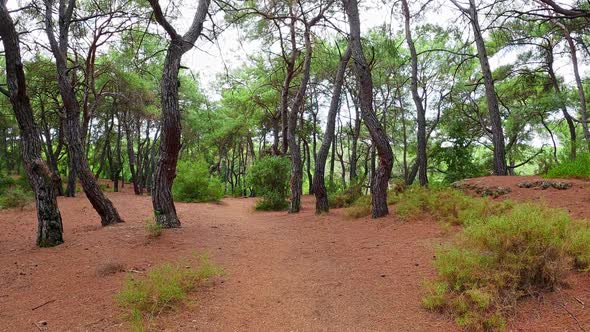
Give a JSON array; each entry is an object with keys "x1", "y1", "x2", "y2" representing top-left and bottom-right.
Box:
[
  {"x1": 423, "y1": 202, "x2": 590, "y2": 330},
  {"x1": 391, "y1": 186, "x2": 512, "y2": 226},
  {"x1": 14, "y1": 174, "x2": 32, "y2": 192},
  {"x1": 172, "y1": 161, "x2": 224, "y2": 203},
  {"x1": 344, "y1": 195, "x2": 372, "y2": 218},
  {"x1": 0, "y1": 187, "x2": 33, "y2": 210},
  {"x1": 0, "y1": 175, "x2": 15, "y2": 195},
  {"x1": 546, "y1": 153, "x2": 590, "y2": 179},
  {"x1": 145, "y1": 219, "x2": 163, "y2": 238},
  {"x1": 329, "y1": 179, "x2": 365, "y2": 209},
  {"x1": 247, "y1": 156, "x2": 290, "y2": 211},
  {"x1": 117, "y1": 254, "x2": 223, "y2": 331}
]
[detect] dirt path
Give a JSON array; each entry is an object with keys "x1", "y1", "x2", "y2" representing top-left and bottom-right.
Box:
[{"x1": 1, "y1": 177, "x2": 589, "y2": 331}]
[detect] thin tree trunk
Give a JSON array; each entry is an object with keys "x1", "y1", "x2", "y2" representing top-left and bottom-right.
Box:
[
  {"x1": 402, "y1": 0, "x2": 428, "y2": 186},
  {"x1": 452, "y1": 0, "x2": 507, "y2": 175},
  {"x1": 313, "y1": 45, "x2": 351, "y2": 213}
]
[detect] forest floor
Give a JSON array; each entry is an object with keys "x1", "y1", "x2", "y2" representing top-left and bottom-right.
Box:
[{"x1": 0, "y1": 176, "x2": 589, "y2": 331}]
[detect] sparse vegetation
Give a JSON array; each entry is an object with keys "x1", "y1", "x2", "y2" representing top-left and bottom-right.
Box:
[
  {"x1": 116, "y1": 254, "x2": 224, "y2": 331},
  {"x1": 145, "y1": 219, "x2": 163, "y2": 238}
]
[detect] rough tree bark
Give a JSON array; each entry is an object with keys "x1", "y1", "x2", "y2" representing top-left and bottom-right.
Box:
[
  {"x1": 147, "y1": 0, "x2": 210, "y2": 227},
  {"x1": 345, "y1": 0, "x2": 394, "y2": 218},
  {"x1": 312, "y1": 45, "x2": 352, "y2": 214},
  {"x1": 402, "y1": 0, "x2": 428, "y2": 186},
  {"x1": 44, "y1": 0, "x2": 123, "y2": 226},
  {"x1": 0, "y1": 3, "x2": 64, "y2": 247},
  {"x1": 452, "y1": 0, "x2": 507, "y2": 175}
]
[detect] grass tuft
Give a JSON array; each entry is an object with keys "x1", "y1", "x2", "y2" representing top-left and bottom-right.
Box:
[
  {"x1": 145, "y1": 219, "x2": 163, "y2": 238},
  {"x1": 116, "y1": 254, "x2": 223, "y2": 331},
  {"x1": 546, "y1": 153, "x2": 590, "y2": 179}
]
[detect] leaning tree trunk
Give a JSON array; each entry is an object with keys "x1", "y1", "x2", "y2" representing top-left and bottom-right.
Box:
[
  {"x1": 0, "y1": 4, "x2": 63, "y2": 247},
  {"x1": 468, "y1": 0, "x2": 507, "y2": 175},
  {"x1": 546, "y1": 42, "x2": 577, "y2": 160},
  {"x1": 452, "y1": 0, "x2": 507, "y2": 175},
  {"x1": 44, "y1": 0, "x2": 123, "y2": 226},
  {"x1": 560, "y1": 23, "x2": 590, "y2": 150},
  {"x1": 345, "y1": 0, "x2": 394, "y2": 218},
  {"x1": 402, "y1": 0, "x2": 428, "y2": 186},
  {"x1": 148, "y1": 0, "x2": 210, "y2": 227},
  {"x1": 313, "y1": 45, "x2": 351, "y2": 214}
]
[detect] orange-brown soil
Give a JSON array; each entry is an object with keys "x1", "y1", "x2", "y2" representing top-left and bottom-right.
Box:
[{"x1": 0, "y1": 176, "x2": 588, "y2": 331}]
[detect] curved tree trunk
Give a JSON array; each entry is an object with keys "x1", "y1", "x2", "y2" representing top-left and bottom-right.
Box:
[
  {"x1": 402, "y1": 0, "x2": 428, "y2": 186},
  {"x1": 44, "y1": 0, "x2": 123, "y2": 226},
  {"x1": 148, "y1": 0, "x2": 211, "y2": 227},
  {"x1": 313, "y1": 45, "x2": 352, "y2": 214},
  {"x1": 546, "y1": 41, "x2": 577, "y2": 160},
  {"x1": 345, "y1": 0, "x2": 394, "y2": 218},
  {"x1": 0, "y1": 4, "x2": 64, "y2": 247}
]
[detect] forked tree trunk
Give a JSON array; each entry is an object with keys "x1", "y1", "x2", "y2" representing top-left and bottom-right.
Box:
[
  {"x1": 44, "y1": 0, "x2": 123, "y2": 226},
  {"x1": 313, "y1": 45, "x2": 351, "y2": 214},
  {"x1": 345, "y1": 0, "x2": 394, "y2": 218},
  {"x1": 0, "y1": 4, "x2": 64, "y2": 247},
  {"x1": 402, "y1": 0, "x2": 428, "y2": 186},
  {"x1": 148, "y1": 0, "x2": 210, "y2": 227}
]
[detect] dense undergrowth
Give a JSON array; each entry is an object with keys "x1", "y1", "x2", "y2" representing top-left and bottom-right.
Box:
[{"x1": 117, "y1": 254, "x2": 224, "y2": 331}]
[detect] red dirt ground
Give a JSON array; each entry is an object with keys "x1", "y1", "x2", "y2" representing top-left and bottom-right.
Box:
[{"x1": 0, "y1": 176, "x2": 588, "y2": 331}]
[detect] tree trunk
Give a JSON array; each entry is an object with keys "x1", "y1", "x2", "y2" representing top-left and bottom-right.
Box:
[
  {"x1": 0, "y1": 4, "x2": 64, "y2": 247},
  {"x1": 560, "y1": 23, "x2": 590, "y2": 150},
  {"x1": 313, "y1": 45, "x2": 351, "y2": 213},
  {"x1": 44, "y1": 0, "x2": 123, "y2": 226},
  {"x1": 148, "y1": 0, "x2": 210, "y2": 227},
  {"x1": 402, "y1": 0, "x2": 428, "y2": 186},
  {"x1": 345, "y1": 0, "x2": 394, "y2": 218},
  {"x1": 546, "y1": 41, "x2": 577, "y2": 160},
  {"x1": 453, "y1": 0, "x2": 507, "y2": 175}
]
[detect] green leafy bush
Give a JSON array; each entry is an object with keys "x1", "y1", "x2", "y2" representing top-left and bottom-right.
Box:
[
  {"x1": 421, "y1": 200, "x2": 590, "y2": 330},
  {"x1": 0, "y1": 187, "x2": 33, "y2": 210},
  {"x1": 172, "y1": 161, "x2": 224, "y2": 203},
  {"x1": 247, "y1": 156, "x2": 290, "y2": 211},
  {"x1": 117, "y1": 255, "x2": 223, "y2": 331},
  {"x1": 0, "y1": 175, "x2": 15, "y2": 195},
  {"x1": 329, "y1": 179, "x2": 365, "y2": 209},
  {"x1": 546, "y1": 153, "x2": 590, "y2": 179}
]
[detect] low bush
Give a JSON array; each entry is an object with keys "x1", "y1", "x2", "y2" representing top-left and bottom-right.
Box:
[
  {"x1": 172, "y1": 161, "x2": 224, "y2": 203},
  {"x1": 329, "y1": 180, "x2": 365, "y2": 209},
  {"x1": 421, "y1": 200, "x2": 590, "y2": 330},
  {"x1": 117, "y1": 254, "x2": 223, "y2": 331},
  {"x1": 145, "y1": 219, "x2": 163, "y2": 238},
  {"x1": 546, "y1": 153, "x2": 590, "y2": 179},
  {"x1": 0, "y1": 187, "x2": 33, "y2": 210},
  {"x1": 247, "y1": 156, "x2": 290, "y2": 211},
  {"x1": 391, "y1": 186, "x2": 512, "y2": 226},
  {"x1": 0, "y1": 175, "x2": 15, "y2": 195},
  {"x1": 344, "y1": 195, "x2": 372, "y2": 218}
]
